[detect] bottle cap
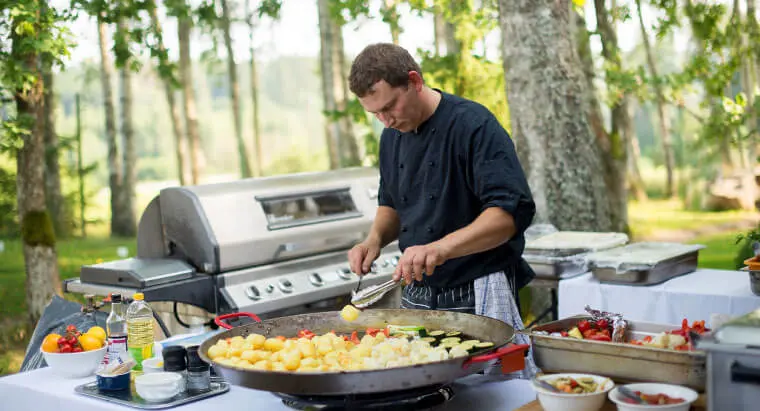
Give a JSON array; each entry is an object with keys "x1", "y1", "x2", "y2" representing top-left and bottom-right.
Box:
[
  {"x1": 162, "y1": 345, "x2": 187, "y2": 372},
  {"x1": 133, "y1": 292, "x2": 144, "y2": 301},
  {"x1": 186, "y1": 345, "x2": 209, "y2": 371}
]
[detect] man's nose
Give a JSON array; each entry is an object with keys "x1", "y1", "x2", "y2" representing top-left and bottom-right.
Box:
[{"x1": 375, "y1": 112, "x2": 391, "y2": 127}]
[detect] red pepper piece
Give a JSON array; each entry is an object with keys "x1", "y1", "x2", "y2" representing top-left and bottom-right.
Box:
[{"x1": 577, "y1": 320, "x2": 591, "y2": 333}]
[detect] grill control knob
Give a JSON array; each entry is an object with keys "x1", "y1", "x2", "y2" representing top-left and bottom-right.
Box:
[
  {"x1": 245, "y1": 285, "x2": 261, "y2": 301},
  {"x1": 265, "y1": 284, "x2": 275, "y2": 293},
  {"x1": 370, "y1": 262, "x2": 378, "y2": 273},
  {"x1": 278, "y1": 279, "x2": 293, "y2": 293},
  {"x1": 337, "y1": 268, "x2": 353, "y2": 280},
  {"x1": 309, "y1": 273, "x2": 323, "y2": 287}
]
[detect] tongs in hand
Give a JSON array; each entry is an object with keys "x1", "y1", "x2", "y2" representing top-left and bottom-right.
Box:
[{"x1": 351, "y1": 278, "x2": 403, "y2": 309}]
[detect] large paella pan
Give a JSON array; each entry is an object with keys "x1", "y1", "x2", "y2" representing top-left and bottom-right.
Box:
[{"x1": 198, "y1": 309, "x2": 530, "y2": 395}]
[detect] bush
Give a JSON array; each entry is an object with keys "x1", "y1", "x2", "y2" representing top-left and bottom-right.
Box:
[{"x1": 734, "y1": 224, "x2": 760, "y2": 269}]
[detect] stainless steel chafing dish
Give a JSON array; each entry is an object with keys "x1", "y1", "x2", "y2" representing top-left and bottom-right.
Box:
[
  {"x1": 698, "y1": 309, "x2": 760, "y2": 411},
  {"x1": 587, "y1": 242, "x2": 704, "y2": 286},
  {"x1": 523, "y1": 231, "x2": 629, "y2": 279}
]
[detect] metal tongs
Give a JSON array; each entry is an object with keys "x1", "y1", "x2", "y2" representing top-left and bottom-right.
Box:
[{"x1": 351, "y1": 278, "x2": 403, "y2": 308}]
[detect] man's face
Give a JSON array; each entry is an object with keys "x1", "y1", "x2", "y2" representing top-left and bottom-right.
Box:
[{"x1": 358, "y1": 74, "x2": 422, "y2": 132}]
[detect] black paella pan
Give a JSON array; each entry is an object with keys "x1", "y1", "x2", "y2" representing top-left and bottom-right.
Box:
[{"x1": 198, "y1": 309, "x2": 530, "y2": 395}]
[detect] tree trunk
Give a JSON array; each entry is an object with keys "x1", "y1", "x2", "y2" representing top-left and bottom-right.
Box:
[
  {"x1": 626, "y1": 102, "x2": 648, "y2": 201},
  {"x1": 148, "y1": 2, "x2": 190, "y2": 186},
  {"x1": 318, "y1": 0, "x2": 342, "y2": 169},
  {"x1": 97, "y1": 17, "x2": 124, "y2": 237},
  {"x1": 12, "y1": 5, "x2": 61, "y2": 323},
  {"x1": 178, "y1": 16, "x2": 205, "y2": 184},
  {"x1": 749, "y1": 0, "x2": 760, "y2": 161},
  {"x1": 42, "y1": 55, "x2": 65, "y2": 237},
  {"x1": 332, "y1": 20, "x2": 361, "y2": 166},
  {"x1": 741, "y1": 0, "x2": 759, "y2": 166},
  {"x1": 574, "y1": 9, "x2": 628, "y2": 233},
  {"x1": 114, "y1": 19, "x2": 137, "y2": 237},
  {"x1": 443, "y1": 1, "x2": 460, "y2": 55},
  {"x1": 383, "y1": 0, "x2": 401, "y2": 45},
  {"x1": 434, "y1": 11, "x2": 446, "y2": 56},
  {"x1": 246, "y1": 0, "x2": 263, "y2": 177},
  {"x1": 635, "y1": 0, "x2": 675, "y2": 197},
  {"x1": 498, "y1": 0, "x2": 611, "y2": 231},
  {"x1": 221, "y1": 0, "x2": 253, "y2": 179}
]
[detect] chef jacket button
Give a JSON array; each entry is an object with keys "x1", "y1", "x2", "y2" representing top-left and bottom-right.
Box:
[
  {"x1": 399, "y1": 163, "x2": 404, "y2": 169},
  {"x1": 426, "y1": 227, "x2": 433, "y2": 233},
  {"x1": 402, "y1": 195, "x2": 408, "y2": 202},
  {"x1": 428, "y1": 194, "x2": 435, "y2": 200},
  {"x1": 428, "y1": 161, "x2": 434, "y2": 167},
  {"x1": 402, "y1": 226, "x2": 408, "y2": 232},
  {"x1": 431, "y1": 128, "x2": 436, "y2": 133}
]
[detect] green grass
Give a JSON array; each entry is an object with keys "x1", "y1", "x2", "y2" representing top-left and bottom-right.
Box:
[{"x1": 628, "y1": 199, "x2": 758, "y2": 239}]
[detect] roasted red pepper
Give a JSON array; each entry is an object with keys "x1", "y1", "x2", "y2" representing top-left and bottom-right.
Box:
[
  {"x1": 588, "y1": 334, "x2": 612, "y2": 342},
  {"x1": 350, "y1": 331, "x2": 360, "y2": 345},
  {"x1": 297, "y1": 329, "x2": 316, "y2": 339},
  {"x1": 582, "y1": 329, "x2": 597, "y2": 339},
  {"x1": 560, "y1": 331, "x2": 569, "y2": 337},
  {"x1": 577, "y1": 320, "x2": 591, "y2": 333},
  {"x1": 596, "y1": 319, "x2": 609, "y2": 330},
  {"x1": 365, "y1": 328, "x2": 381, "y2": 337}
]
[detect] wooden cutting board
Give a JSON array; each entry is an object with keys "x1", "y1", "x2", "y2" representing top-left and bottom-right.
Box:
[{"x1": 516, "y1": 397, "x2": 707, "y2": 411}]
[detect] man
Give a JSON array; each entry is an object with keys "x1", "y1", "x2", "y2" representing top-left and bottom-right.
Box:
[{"x1": 346, "y1": 43, "x2": 538, "y2": 378}]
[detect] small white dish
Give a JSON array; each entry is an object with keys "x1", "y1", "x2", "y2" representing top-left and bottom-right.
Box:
[
  {"x1": 608, "y1": 383, "x2": 698, "y2": 411},
  {"x1": 135, "y1": 372, "x2": 182, "y2": 402},
  {"x1": 533, "y1": 373, "x2": 615, "y2": 411},
  {"x1": 142, "y1": 357, "x2": 164, "y2": 374}
]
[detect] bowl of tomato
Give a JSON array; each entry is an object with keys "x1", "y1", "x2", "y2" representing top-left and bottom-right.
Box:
[{"x1": 608, "y1": 383, "x2": 698, "y2": 411}]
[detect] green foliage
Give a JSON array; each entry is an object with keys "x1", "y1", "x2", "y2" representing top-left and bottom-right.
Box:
[
  {"x1": 0, "y1": 159, "x2": 18, "y2": 237},
  {"x1": 20, "y1": 210, "x2": 56, "y2": 247}
]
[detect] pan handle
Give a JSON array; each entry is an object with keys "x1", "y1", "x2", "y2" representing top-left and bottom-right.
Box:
[
  {"x1": 463, "y1": 344, "x2": 530, "y2": 368},
  {"x1": 214, "y1": 312, "x2": 262, "y2": 329}
]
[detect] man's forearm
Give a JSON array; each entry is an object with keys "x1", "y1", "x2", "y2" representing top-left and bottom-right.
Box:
[
  {"x1": 366, "y1": 206, "x2": 401, "y2": 248},
  {"x1": 433, "y1": 207, "x2": 516, "y2": 260}
]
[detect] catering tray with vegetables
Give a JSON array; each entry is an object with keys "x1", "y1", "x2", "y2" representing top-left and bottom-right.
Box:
[{"x1": 522, "y1": 306, "x2": 709, "y2": 390}]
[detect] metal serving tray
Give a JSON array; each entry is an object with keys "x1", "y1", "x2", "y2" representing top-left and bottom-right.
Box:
[
  {"x1": 75, "y1": 378, "x2": 230, "y2": 409},
  {"x1": 588, "y1": 242, "x2": 702, "y2": 286},
  {"x1": 525, "y1": 256, "x2": 589, "y2": 279},
  {"x1": 524, "y1": 315, "x2": 706, "y2": 390}
]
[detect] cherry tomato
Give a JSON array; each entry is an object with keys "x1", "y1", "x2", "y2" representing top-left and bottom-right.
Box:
[
  {"x1": 577, "y1": 320, "x2": 591, "y2": 333},
  {"x1": 596, "y1": 319, "x2": 609, "y2": 330}
]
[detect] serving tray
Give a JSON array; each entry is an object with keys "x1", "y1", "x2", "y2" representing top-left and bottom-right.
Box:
[{"x1": 74, "y1": 378, "x2": 230, "y2": 409}]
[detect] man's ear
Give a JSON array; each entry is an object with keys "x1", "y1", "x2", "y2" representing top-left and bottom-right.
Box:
[{"x1": 408, "y1": 71, "x2": 424, "y2": 91}]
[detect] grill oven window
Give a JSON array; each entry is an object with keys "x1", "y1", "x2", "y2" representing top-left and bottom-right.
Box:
[{"x1": 258, "y1": 188, "x2": 361, "y2": 230}]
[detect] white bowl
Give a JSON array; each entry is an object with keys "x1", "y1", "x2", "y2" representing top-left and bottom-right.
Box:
[
  {"x1": 534, "y1": 373, "x2": 616, "y2": 411},
  {"x1": 41, "y1": 345, "x2": 107, "y2": 378},
  {"x1": 135, "y1": 372, "x2": 183, "y2": 402},
  {"x1": 141, "y1": 357, "x2": 164, "y2": 374},
  {"x1": 608, "y1": 383, "x2": 698, "y2": 411}
]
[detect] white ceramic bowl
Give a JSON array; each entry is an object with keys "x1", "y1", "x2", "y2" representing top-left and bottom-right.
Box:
[
  {"x1": 608, "y1": 383, "x2": 698, "y2": 411},
  {"x1": 142, "y1": 357, "x2": 164, "y2": 374},
  {"x1": 135, "y1": 372, "x2": 183, "y2": 402},
  {"x1": 534, "y1": 373, "x2": 616, "y2": 411},
  {"x1": 41, "y1": 345, "x2": 107, "y2": 378}
]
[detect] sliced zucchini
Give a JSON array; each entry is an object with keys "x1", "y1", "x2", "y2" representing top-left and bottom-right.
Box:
[
  {"x1": 445, "y1": 331, "x2": 462, "y2": 338},
  {"x1": 420, "y1": 337, "x2": 438, "y2": 345},
  {"x1": 440, "y1": 337, "x2": 461, "y2": 345},
  {"x1": 440, "y1": 341, "x2": 459, "y2": 349},
  {"x1": 386, "y1": 325, "x2": 427, "y2": 337},
  {"x1": 428, "y1": 330, "x2": 446, "y2": 339},
  {"x1": 460, "y1": 339, "x2": 480, "y2": 346},
  {"x1": 473, "y1": 342, "x2": 495, "y2": 351}
]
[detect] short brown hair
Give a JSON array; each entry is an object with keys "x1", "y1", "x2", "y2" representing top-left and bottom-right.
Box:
[{"x1": 349, "y1": 43, "x2": 423, "y2": 97}]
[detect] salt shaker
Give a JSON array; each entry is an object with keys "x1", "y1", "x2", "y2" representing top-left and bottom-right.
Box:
[
  {"x1": 186, "y1": 345, "x2": 211, "y2": 393},
  {"x1": 162, "y1": 345, "x2": 187, "y2": 392}
]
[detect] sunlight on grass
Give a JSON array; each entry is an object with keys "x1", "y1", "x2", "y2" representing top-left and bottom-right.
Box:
[{"x1": 628, "y1": 199, "x2": 758, "y2": 239}]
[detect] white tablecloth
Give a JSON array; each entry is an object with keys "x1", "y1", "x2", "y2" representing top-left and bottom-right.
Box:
[
  {"x1": 558, "y1": 269, "x2": 760, "y2": 327},
  {"x1": 0, "y1": 367, "x2": 537, "y2": 411}
]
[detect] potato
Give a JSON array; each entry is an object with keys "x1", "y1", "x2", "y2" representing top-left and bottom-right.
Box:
[
  {"x1": 207, "y1": 345, "x2": 227, "y2": 360},
  {"x1": 271, "y1": 361, "x2": 287, "y2": 371},
  {"x1": 245, "y1": 333, "x2": 266, "y2": 348},
  {"x1": 240, "y1": 349, "x2": 258, "y2": 362},
  {"x1": 340, "y1": 305, "x2": 361, "y2": 322},
  {"x1": 298, "y1": 341, "x2": 316, "y2": 358},
  {"x1": 283, "y1": 351, "x2": 302, "y2": 371},
  {"x1": 252, "y1": 360, "x2": 271, "y2": 370},
  {"x1": 264, "y1": 337, "x2": 285, "y2": 352}
]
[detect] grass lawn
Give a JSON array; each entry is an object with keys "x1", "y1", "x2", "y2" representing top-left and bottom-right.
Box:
[{"x1": 0, "y1": 199, "x2": 756, "y2": 376}]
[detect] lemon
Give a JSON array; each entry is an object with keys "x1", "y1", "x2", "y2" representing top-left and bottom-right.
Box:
[
  {"x1": 85, "y1": 326, "x2": 107, "y2": 343},
  {"x1": 79, "y1": 334, "x2": 104, "y2": 351}
]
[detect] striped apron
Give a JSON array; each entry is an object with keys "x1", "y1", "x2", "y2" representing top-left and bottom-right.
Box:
[{"x1": 400, "y1": 266, "x2": 540, "y2": 380}]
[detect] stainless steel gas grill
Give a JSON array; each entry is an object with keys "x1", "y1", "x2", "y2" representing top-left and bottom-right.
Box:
[{"x1": 64, "y1": 167, "x2": 401, "y2": 329}]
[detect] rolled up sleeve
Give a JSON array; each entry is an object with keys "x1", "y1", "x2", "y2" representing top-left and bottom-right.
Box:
[
  {"x1": 377, "y1": 174, "x2": 394, "y2": 208},
  {"x1": 466, "y1": 118, "x2": 535, "y2": 234}
]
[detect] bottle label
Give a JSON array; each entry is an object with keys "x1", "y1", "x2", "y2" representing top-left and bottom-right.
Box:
[
  {"x1": 129, "y1": 344, "x2": 154, "y2": 371},
  {"x1": 104, "y1": 335, "x2": 128, "y2": 366}
]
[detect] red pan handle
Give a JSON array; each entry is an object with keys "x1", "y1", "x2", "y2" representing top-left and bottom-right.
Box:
[
  {"x1": 463, "y1": 344, "x2": 530, "y2": 368},
  {"x1": 214, "y1": 312, "x2": 262, "y2": 329}
]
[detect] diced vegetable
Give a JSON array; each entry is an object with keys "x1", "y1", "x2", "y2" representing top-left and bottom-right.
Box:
[
  {"x1": 387, "y1": 325, "x2": 427, "y2": 337},
  {"x1": 568, "y1": 327, "x2": 583, "y2": 340},
  {"x1": 340, "y1": 305, "x2": 361, "y2": 322}
]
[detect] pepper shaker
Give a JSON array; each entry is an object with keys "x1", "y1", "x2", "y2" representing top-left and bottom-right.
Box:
[
  {"x1": 162, "y1": 345, "x2": 187, "y2": 392},
  {"x1": 186, "y1": 345, "x2": 211, "y2": 393}
]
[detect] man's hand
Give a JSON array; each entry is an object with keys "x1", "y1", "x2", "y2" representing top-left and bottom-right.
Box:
[
  {"x1": 348, "y1": 241, "x2": 381, "y2": 275},
  {"x1": 393, "y1": 243, "x2": 450, "y2": 284}
]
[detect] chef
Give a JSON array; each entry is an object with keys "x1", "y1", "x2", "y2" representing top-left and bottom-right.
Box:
[{"x1": 346, "y1": 43, "x2": 539, "y2": 378}]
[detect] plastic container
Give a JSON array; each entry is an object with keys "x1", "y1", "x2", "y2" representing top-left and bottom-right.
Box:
[{"x1": 126, "y1": 293, "x2": 155, "y2": 372}]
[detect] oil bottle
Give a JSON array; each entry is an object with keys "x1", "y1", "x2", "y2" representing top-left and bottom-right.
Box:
[{"x1": 126, "y1": 292, "x2": 155, "y2": 374}]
